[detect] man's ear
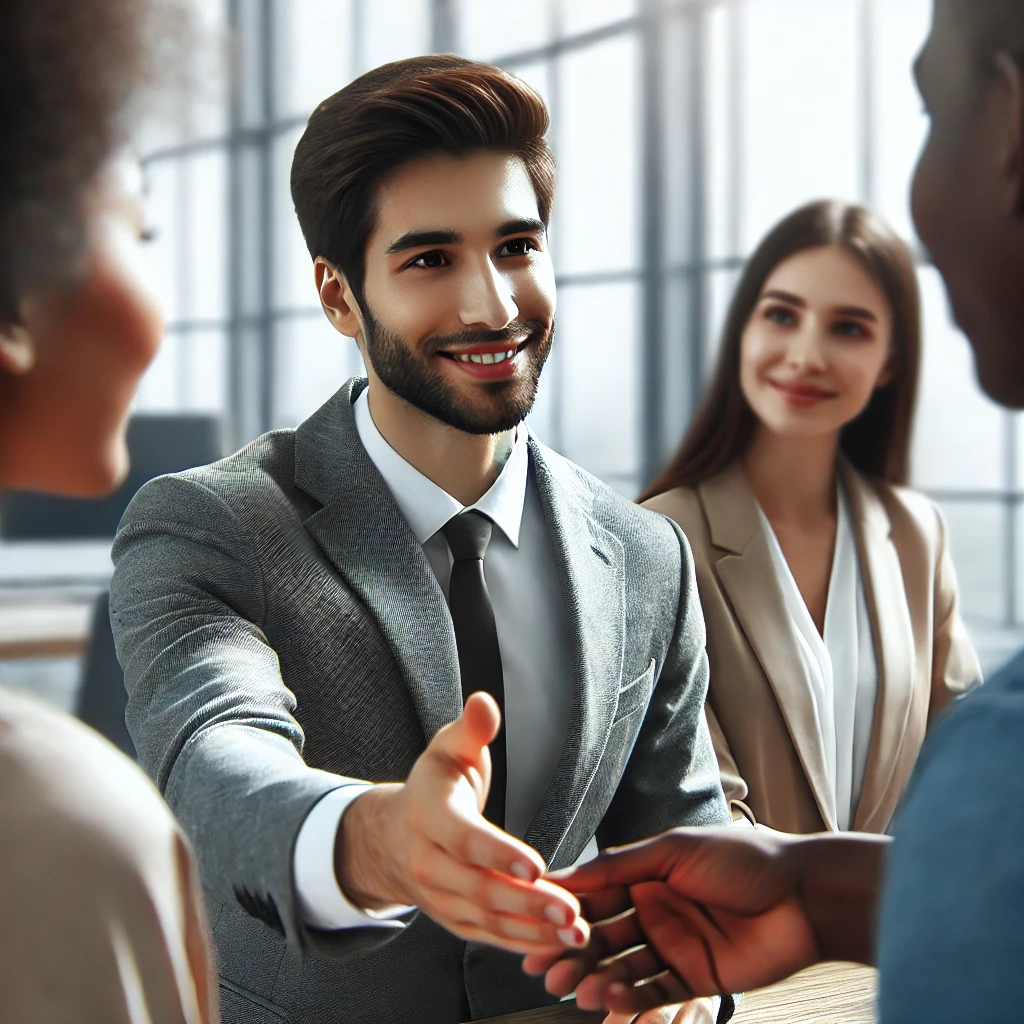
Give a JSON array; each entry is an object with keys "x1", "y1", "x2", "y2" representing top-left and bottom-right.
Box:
[
  {"x1": 315, "y1": 257, "x2": 365, "y2": 340},
  {"x1": 994, "y1": 53, "x2": 1024, "y2": 216},
  {"x1": 0, "y1": 323, "x2": 36, "y2": 375}
]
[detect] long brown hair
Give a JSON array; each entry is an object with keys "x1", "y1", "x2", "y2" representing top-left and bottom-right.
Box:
[{"x1": 640, "y1": 199, "x2": 921, "y2": 502}]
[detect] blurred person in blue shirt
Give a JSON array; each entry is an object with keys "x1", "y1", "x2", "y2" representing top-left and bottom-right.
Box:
[{"x1": 523, "y1": 2, "x2": 1024, "y2": 1020}]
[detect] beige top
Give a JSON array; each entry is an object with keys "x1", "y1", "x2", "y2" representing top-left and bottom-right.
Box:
[
  {"x1": 644, "y1": 460, "x2": 982, "y2": 834},
  {"x1": 0, "y1": 685, "x2": 218, "y2": 1023}
]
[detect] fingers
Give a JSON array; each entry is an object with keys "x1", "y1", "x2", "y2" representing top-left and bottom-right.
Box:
[
  {"x1": 522, "y1": 884, "x2": 636, "y2": 980},
  {"x1": 537, "y1": 903, "x2": 650, "y2": 997},
  {"x1": 409, "y1": 838, "x2": 589, "y2": 953},
  {"x1": 438, "y1": 691, "x2": 501, "y2": 768},
  {"x1": 419, "y1": 776, "x2": 547, "y2": 882},
  {"x1": 547, "y1": 830, "x2": 694, "y2": 894}
]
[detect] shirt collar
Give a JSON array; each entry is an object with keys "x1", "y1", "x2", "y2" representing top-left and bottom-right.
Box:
[{"x1": 353, "y1": 387, "x2": 528, "y2": 548}]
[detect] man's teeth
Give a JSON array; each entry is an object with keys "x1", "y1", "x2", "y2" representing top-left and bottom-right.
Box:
[{"x1": 454, "y1": 349, "x2": 516, "y2": 365}]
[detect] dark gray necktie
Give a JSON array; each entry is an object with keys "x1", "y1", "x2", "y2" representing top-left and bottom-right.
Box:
[{"x1": 441, "y1": 510, "x2": 506, "y2": 828}]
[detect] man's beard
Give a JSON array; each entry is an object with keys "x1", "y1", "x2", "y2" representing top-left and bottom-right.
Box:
[{"x1": 362, "y1": 307, "x2": 554, "y2": 435}]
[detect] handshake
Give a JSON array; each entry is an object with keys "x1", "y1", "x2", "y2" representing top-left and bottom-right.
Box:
[{"x1": 337, "y1": 692, "x2": 888, "y2": 1019}]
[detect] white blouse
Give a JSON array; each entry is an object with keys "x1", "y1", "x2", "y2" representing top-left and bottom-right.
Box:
[{"x1": 757, "y1": 484, "x2": 878, "y2": 830}]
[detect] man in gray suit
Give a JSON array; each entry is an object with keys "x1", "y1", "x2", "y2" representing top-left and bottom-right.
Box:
[{"x1": 111, "y1": 55, "x2": 731, "y2": 1024}]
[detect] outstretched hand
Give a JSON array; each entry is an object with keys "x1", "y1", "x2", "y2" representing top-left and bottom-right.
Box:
[
  {"x1": 523, "y1": 827, "x2": 825, "y2": 1016},
  {"x1": 336, "y1": 692, "x2": 589, "y2": 955}
]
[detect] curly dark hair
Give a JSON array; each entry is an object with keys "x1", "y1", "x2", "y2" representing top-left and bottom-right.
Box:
[{"x1": 0, "y1": 0, "x2": 169, "y2": 325}]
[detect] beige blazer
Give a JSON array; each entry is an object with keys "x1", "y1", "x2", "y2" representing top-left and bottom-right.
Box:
[
  {"x1": 644, "y1": 460, "x2": 982, "y2": 834},
  {"x1": 0, "y1": 686, "x2": 218, "y2": 1023}
]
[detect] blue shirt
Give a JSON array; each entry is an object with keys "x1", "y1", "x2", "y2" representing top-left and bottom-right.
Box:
[{"x1": 878, "y1": 648, "x2": 1024, "y2": 1021}]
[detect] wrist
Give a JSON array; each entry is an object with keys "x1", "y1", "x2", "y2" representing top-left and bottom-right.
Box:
[
  {"x1": 334, "y1": 783, "x2": 407, "y2": 911},
  {"x1": 785, "y1": 832, "x2": 890, "y2": 965}
]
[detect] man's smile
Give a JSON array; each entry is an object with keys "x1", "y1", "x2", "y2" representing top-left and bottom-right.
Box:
[{"x1": 437, "y1": 338, "x2": 532, "y2": 378}]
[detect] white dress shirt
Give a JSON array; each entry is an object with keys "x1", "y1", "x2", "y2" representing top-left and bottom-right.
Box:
[
  {"x1": 294, "y1": 389, "x2": 590, "y2": 930},
  {"x1": 758, "y1": 483, "x2": 878, "y2": 831}
]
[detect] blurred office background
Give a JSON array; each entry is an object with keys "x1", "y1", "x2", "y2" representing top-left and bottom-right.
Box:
[{"x1": 3, "y1": 0, "x2": 1020, "y2": 723}]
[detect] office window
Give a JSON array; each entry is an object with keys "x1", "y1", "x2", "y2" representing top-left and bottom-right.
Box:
[{"x1": 137, "y1": 0, "x2": 1022, "y2": 634}]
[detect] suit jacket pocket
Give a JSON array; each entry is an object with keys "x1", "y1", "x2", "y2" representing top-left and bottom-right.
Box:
[{"x1": 613, "y1": 659, "x2": 656, "y2": 724}]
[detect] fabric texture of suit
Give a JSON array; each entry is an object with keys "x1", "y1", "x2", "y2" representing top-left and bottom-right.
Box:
[
  {"x1": 110, "y1": 377, "x2": 730, "y2": 1024},
  {"x1": 643, "y1": 459, "x2": 981, "y2": 835}
]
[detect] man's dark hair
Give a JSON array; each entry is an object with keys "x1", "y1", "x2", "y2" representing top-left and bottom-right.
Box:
[
  {"x1": 0, "y1": 0, "x2": 168, "y2": 325},
  {"x1": 290, "y1": 55, "x2": 556, "y2": 305}
]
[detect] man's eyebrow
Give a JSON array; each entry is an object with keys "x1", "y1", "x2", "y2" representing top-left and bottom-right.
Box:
[
  {"x1": 761, "y1": 289, "x2": 806, "y2": 307},
  {"x1": 496, "y1": 218, "x2": 546, "y2": 238},
  {"x1": 834, "y1": 306, "x2": 878, "y2": 322},
  {"x1": 385, "y1": 229, "x2": 462, "y2": 255}
]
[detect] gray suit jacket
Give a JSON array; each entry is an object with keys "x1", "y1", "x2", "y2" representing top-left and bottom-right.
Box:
[{"x1": 110, "y1": 378, "x2": 730, "y2": 1024}]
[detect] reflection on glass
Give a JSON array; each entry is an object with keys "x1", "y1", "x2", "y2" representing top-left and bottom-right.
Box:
[
  {"x1": 872, "y1": 0, "x2": 931, "y2": 241},
  {"x1": 273, "y1": 318, "x2": 365, "y2": 428},
  {"x1": 739, "y1": 0, "x2": 860, "y2": 251},
  {"x1": 362, "y1": 0, "x2": 430, "y2": 72},
  {"x1": 561, "y1": 0, "x2": 637, "y2": 36},
  {"x1": 557, "y1": 282, "x2": 640, "y2": 486},
  {"x1": 911, "y1": 267, "x2": 1003, "y2": 491},
  {"x1": 556, "y1": 35, "x2": 640, "y2": 275},
  {"x1": 274, "y1": 0, "x2": 354, "y2": 119},
  {"x1": 939, "y1": 501, "x2": 1005, "y2": 624},
  {"x1": 460, "y1": 0, "x2": 551, "y2": 58}
]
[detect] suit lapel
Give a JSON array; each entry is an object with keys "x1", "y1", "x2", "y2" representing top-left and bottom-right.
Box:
[
  {"x1": 522, "y1": 439, "x2": 625, "y2": 867},
  {"x1": 293, "y1": 378, "x2": 463, "y2": 744},
  {"x1": 843, "y1": 465, "x2": 916, "y2": 833},
  {"x1": 702, "y1": 465, "x2": 838, "y2": 829}
]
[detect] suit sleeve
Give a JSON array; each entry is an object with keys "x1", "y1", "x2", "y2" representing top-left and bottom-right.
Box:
[
  {"x1": 110, "y1": 472, "x2": 402, "y2": 955},
  {"x1": 705, "y1": 703, "x2": 756, "y2": 824},
  {"x1": 596, "y1": 519, "x2": 731, "y2": 849},
  {"x1": 928, "y1": 506, "x2": 983, "y2": 723}
]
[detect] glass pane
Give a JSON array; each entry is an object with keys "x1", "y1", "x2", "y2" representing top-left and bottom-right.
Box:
[
  {"x1": 274, "y1": 0, "x2": 355, "y2": 118},
  {"x1": 136, "y1": 333, "x2": 184, "y2": 411},
  {"x1": 183, "y1": 151, "x2": 228, "y2": 321},
  {"x1": 738, "y1": 0, "x2": 860, "y2": 252},
  {"x1": 181, "y1": 329, "x2": 228, "y2": 412},
  {"x1": 911, "y1": 268, "x2": 1004, "y2": 491},
  {"x1": 272, "y1": 127, "x2": 319, "y2": 311},
  {"x1": 872, "y1": 0, "x2": 931, "y2": 241},
  {"x1": 361, "y1": 0, "x2": 431, "y2": 72},
  {"x1": 273, "y1": 316, "x2": 365, "y2": 427},
  {"x1": 937, "y1": 500, "x2": 1005, "y2": 626},
  {"x1": 705, "y1": 265, "x2": 742, "y2": 378},
  {"x1": 661, "y1": 11, "x2": 698, "y2": 268},
  {"x1": 561, "y1": 0, "x2": 637, "y2": 36},
  {"x1": 139, "y1": 159, "x2": 182, "y2": 325},
  {"x1": 556, "y1": 282, "x2": 640, "y2": 490},
  {"x1": 554, "y1": 34, "x2": 640, "y2": 276},
  {"x1": 704, "y1": 3, "x2": 739, "y2": 261},
  {"x1": 653, "y1": 274, "x2": 695, "y2": 474},
  {"x1": 133, "y1": 0, "x2": 228, "y2": 151},
  {"x1": 459, "y1": 0, "x2": 552, "y2": 59}
]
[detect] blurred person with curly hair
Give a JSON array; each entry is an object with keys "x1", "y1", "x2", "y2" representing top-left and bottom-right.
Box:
[{"x1": 0, "y1": 1, "x2": 217, "y2": 1020}]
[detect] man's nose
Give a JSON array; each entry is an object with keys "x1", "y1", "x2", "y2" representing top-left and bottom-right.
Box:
[{"x1": 459, "y1": 257, "x2": 519, "y2": 329}]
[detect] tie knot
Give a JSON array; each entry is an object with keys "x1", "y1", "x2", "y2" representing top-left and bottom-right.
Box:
[{"x1": 442, "y1": 510, "x2": 493, "y2": 561}]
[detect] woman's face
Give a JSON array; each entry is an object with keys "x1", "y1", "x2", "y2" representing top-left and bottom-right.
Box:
[
  {"x1": 0, "y1": 161, "x2": 163, "y2": 495},
  {"x1": 739, "y1": 244, "x2": 895, "y2": 443}
]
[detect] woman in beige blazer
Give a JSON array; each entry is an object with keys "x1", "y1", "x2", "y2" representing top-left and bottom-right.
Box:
[{"x1": 642, "y1": 200, "x2": 981, "y2": 835}]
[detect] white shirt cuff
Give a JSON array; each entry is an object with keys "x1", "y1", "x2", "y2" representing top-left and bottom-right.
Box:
[{"x1": 293, "y1": 784, "x2": 415, "y2": 930}]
